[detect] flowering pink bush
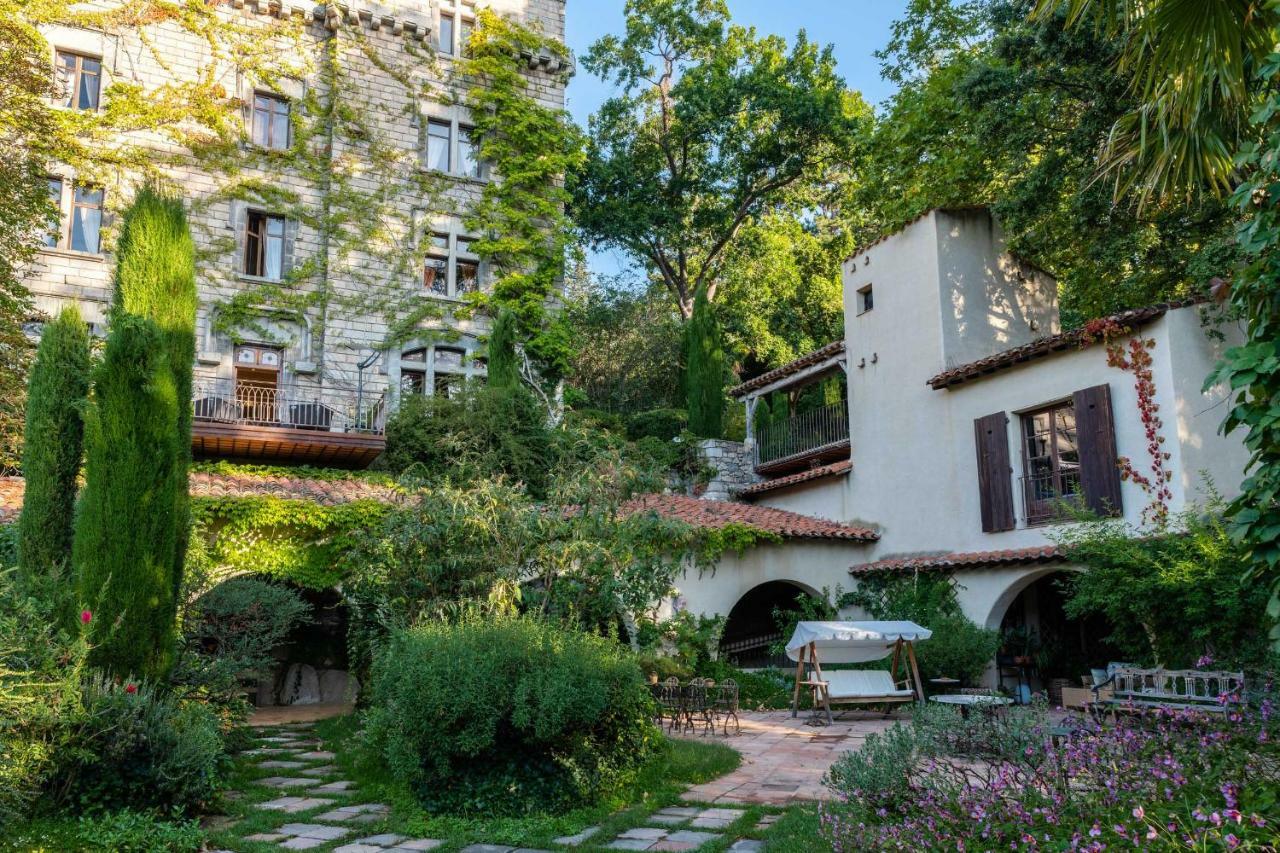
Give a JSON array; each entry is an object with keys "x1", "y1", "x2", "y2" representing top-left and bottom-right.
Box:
[{"x1": 821, "y1": 691, "x2": 1278, "y2": 850}]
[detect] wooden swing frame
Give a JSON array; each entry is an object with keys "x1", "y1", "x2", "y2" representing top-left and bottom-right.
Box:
[{"x1": 790, "y1": 637, "x2": 925, "y2": 724}]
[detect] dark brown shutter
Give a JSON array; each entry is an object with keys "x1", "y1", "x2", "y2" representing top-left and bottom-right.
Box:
[
  {"x1": 974, "y1": 412, "x2": 1015, "y2": 532},
  {"x1": 1074, "y1": 384, "x2": 1123, "y2": 517}
]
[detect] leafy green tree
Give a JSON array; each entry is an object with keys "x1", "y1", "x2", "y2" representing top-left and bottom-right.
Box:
[
  {"x1": 486, "y1": 307, "x2": 519, "y2": 390},
  {"x1": 573, "y1": 0, "x2": 869, "y2": 329},
  {"x1": 683, "y1": 288, "x2": 724, "y2": 437},
  {"x1": 17, "y1": 306, "x2": 90, "y2": 579},
  {"x1": 855, "y1": 0, "x2": 1238, "y2": 325},
  {"x1": 75, "y1": 188, "x2": 196, "y2": 679},
  {"x1": 1032, "y1": 1, "x2": 1280, "y2": 649}
]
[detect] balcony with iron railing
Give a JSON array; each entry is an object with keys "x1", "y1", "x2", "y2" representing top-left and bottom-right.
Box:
[
  {"x1": 1021, "y1": 466, "x2": 1081, "y2": 525},
  {"x1": 191, "y1": 377, "x2": 387, "y2": 467},
  {"x1": 752, "y1": 400, "x2": 850, "y2": 474}
]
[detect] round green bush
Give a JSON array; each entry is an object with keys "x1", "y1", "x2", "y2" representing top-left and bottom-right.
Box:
[
  {"x1": 625, "y1": 408, "x2": 688, "y2": 442},
  {"x1": 364, "y1": 618, "x2": 658, "y2": 815}
]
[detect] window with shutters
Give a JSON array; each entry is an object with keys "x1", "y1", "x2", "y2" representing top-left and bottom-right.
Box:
[
  {"x1": 974, "y1": 411, "x2": 1016, "y2": 533},
  {"x1": 244, "y1": 211, "x2": 285, "y2": 280},
  {"x1": 1020, "y1": 401, "x2": 1081, "y2": 525}
]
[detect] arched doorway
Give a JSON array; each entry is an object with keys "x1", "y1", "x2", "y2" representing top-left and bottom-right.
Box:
[
  {"x1": 719, "y1": 580, "x2": 820, "y2": 668},
  {"x1": 990, "y1": 571, "x2": 1119, "y2": 703},
  {"x1": 256, "y1": 587, "x2": 356, "y2": 708}
]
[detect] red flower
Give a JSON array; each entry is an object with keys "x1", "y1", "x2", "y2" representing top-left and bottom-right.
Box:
[
  {"x1": 125, "y1": 683, "x2": 137, "y2": 694},
  {"x1": 80, "y1": 610, "x2": 92, "y2": 624}
]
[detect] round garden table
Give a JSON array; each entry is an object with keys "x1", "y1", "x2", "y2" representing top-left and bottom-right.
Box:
[{"x1": 929, "y1": 693, "x2": 1012, "y2": 719}]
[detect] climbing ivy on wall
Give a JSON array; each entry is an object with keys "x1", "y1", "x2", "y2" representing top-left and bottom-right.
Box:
[
  {"x1": 19, "y1": 0, "x2": 579, "y2": 384},
  {"x1": 192, "y1": 495, "x2": 390, "y2": 589}
]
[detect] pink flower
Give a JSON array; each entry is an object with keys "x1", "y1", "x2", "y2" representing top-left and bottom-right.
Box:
[
  {"x1": 124, "y1": 683, "x2": 137, "y2": 694},
  {"x1": 80, "y1": 610, "x2": 92, "y2": 624}
]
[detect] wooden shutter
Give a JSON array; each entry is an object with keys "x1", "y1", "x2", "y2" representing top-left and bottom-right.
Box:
[
  {"x1": 1073, "y1": 384, "x2": 1123, "y2": 517},
  {"x1": 974, "y1": 411, "x2": 1015, "y2": 532}
]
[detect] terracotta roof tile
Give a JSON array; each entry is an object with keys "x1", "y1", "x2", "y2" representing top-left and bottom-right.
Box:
[
  {"x1": 0, "y1": 472, "x2": 399, "y2": 522},
  {"x1": 850, "y1": 544, "x2": 1065, "y2": 574},
  {"x1": 623, "y1": 492, "x2": 877, "y2": 541},
  {"x1": 738, "y1": 459, "x2": 851, "y2": 498},
  {"x1": 729, "y1": 340, "x2": 845, "y2": 398},
  {"x1": 927, "y1": 298, "x2": 1207, "y2": 390}
]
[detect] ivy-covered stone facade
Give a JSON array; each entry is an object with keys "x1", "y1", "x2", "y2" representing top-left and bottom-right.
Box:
[{"x1": 28, "y1": 0, "x2": 570, "y2": 413}]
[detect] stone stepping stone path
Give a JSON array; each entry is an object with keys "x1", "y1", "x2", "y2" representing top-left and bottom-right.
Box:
[
  {"x1": 726, "y1": 841, "x2": 765, "y2": 853},
  {"x1": 552, "y1": 826, "x2": 601, "y2": 846},
  {"x1": 312, "y1": 779, "x2": 356, "y2": 793},
  {"x1": 300, "y1": 764, "x2": 338, "y2": 776},
  {"x1": 297, "y1": 750, "x2": 337, "y2": 760},
  {"x1": 458, "y1": 845, "x2": 551, "y2": 853},
  {"x1": 650, "y1": 806, "x2": 745, "y2": 829},
  {"x1": 315, "y1": 802, "x2": 391, "y2": 824},
  {"x1": 603, "y1": 827, "x2": 722, "y2": 851},
  {"x1": 335, "y1": 835, "x2": 444, "y2": 852},
  {"x1": 259, "y1": 759, "x2": 308, "y2": 769},
  {"x1": 257, "y1": 776, "x2": 324, "y2": 789},
  {"x1": 245, "y1": 822, "x2": 351, "y2": 850},
  {"x1": 258, "y1": 796, "x2": 337, "y2": 814}
]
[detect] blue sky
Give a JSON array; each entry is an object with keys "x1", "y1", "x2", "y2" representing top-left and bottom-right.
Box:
[{"x1": 563, "y1": 0, "x2": 911, "y2": 278}]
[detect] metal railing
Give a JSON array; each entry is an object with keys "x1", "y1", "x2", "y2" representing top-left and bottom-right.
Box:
[
  {"x1": 754, "y1": 400, "x2": 849, "y2": 469},
  {"x1": 1020, "y1": 467, "x2": 1081, "y2": 525},
  {"x1": 192, "y1": 377, "x2": 386, "y2": 434}
]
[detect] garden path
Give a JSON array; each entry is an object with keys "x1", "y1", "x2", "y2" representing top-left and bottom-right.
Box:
[{"x1": 675, "y1": 710, "x2": 897, "y2": 805}]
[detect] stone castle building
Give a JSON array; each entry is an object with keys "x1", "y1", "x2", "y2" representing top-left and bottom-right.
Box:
[{"x1": 32, "y1": 0, "x2": 570, "y2": 466}]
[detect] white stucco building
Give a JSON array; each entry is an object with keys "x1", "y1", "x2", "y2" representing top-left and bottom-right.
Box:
[{"x1": 672, "y1": 208, "x2": 1248, "y2": 684}]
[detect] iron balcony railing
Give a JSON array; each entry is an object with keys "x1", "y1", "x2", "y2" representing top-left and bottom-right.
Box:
[
  {"x1": 192, "y1": 377, "x2": 386, "y2": 434},
  {"x1": 1021, "y1": 467, "x2": 1081, "y2": 525},
  {"x1": 754, "y1": 400, "x2": 849, "y2": 469}
]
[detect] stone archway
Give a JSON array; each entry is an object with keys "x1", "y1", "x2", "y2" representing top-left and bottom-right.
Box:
[
  {"x1": 718, "y1": 579, "x2": 821, "y2": 668},
  {"x1": 257, "y1": 586, "x2": 357, "y2": 708}
]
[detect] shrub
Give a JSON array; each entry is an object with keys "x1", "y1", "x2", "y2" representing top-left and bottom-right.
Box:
[
  {"x1": 626, "y1": 408, "x2": 688, "y2": 441},
  {"x1": 380, "y1": 384, "x2": 552, "y2": 496},
  {"x1": 17, "y1": 305, "x2": 90, "y2": 581},
  {"x1": 52, "y1": 675, "x2": 224, "y2": 814},
  {"x1": 5, "y1": 810, "x2": 204, "y2": 852},
  {"x1": 172, "y1": 573, "x2": 311, "y2": 710},
  {"x1": 487, "y1": 306, "x2": 520, "y2": 388},
  {"x1": 363, "y1": 618, "x2": 658, "y2": 815}
]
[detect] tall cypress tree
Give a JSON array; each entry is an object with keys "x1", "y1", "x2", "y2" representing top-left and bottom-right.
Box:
[
  {"x1": 487, "y1": 307, "x2": 520, "y2": 389},
  {"x1": 74, "y1": 187, "x2": 195, "y2": 679},
  {"x1": 683, "y1": 288, "x2": 725, "y2": 438},
  {"x1": 17, "y1": 306, "x2": 90, "y2": 579}
]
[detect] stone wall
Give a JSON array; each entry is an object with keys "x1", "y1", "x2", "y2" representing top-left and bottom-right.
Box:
[
  {"x1": 694, "y1": 439, "x2": 760, "y2": 501},
  {"x1": 31, "y1": 0, "x2": 568, "y2": 406}
]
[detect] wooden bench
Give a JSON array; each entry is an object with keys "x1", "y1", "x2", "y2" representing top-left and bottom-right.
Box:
[{"x1": 1091, "y1": 667, "x2": 1244, "y2": 717}]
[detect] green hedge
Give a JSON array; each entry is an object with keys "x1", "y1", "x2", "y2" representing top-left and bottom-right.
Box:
[{"x1": 363, "y1": 618, "x2": 658, "y2": 815}]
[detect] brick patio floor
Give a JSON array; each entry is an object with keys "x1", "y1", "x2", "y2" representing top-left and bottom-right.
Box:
[{"x1": 676, "y1": 709, "x2": 900, "y2": 805}]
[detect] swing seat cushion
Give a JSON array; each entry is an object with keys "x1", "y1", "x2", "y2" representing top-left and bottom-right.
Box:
[{"x1": 822, "y1": 670, "x2": 914, "y2": 702}]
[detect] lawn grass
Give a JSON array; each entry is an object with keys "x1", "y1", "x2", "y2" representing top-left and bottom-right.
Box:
[{"x1": 307, "y1": 713, "x2": 745, "y2": 849}]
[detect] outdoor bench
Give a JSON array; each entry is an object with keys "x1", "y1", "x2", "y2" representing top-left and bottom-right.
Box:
[{"x1": 1090, "y1": 666, "x2": 1244, "y2": 717}]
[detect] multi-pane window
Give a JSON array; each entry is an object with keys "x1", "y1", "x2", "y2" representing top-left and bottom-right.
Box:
[
  {"x1": 424, "y1": 232, "x2": 450, "y2": 295},
  {"x1": 458, "y1": 16, "x2": 474, "y2": 52},
  {"x1": 423, "y1": 232, "x2": 483, "y2": 298},
  {"x1": 44, "y1": 178, "x2": 63, "y2": 248},
  {"x1": 244, "y1": 211, "x2": 285, "y2": 280},
  {"x1": 1021, "y1": 401, "x2": 1080, "y2": 524},
  {"x1": 252, "y1": 93, "x2": 290, "y2": 150},
  {"x1": 438, "y1": 12, "x2": 455, "y2": 55},
  {"x1": 458, "y1": 126, "x2": 483, "y2": 179},
  {"x1": 426, "y1": 119, "x2": 451, "y2": 172},
  {"x1": 56, "y1": 51, "x2": 101, "y2": 110},
  {"x1": 42, "y1": 180, "x2": 103, "y2": 254},
  {"x1": 399, "y1": 345, "x2": 478, "y2": 398}
]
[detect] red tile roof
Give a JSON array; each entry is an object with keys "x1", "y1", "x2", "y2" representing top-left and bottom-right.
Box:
[
  {"x1": 927, "y1": 298, "x2": 1207, "y2": 390},
  {"x1": 850, "y1": 544, "x2": 1065, "y2": 574},
  {"x1": 189, "y1": 471, "x2": 401, "y2": 505},
  {"x1": 0, "y1": 471, "x2": 400, "y2": 521},
  {"x1": 729, "y1": 340, "x2": 845, "y2": 398},
  {"x1": 738, "y1": 459, "x2": 852, "y2": 497},
  {"x1": 623, "y1": 493, "x2": 877, "y2": 541}
]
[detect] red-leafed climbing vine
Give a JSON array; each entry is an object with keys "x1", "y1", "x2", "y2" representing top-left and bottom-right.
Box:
[{"x1": 1082, "y1": 318, "x2": 1173, "y2": 526}]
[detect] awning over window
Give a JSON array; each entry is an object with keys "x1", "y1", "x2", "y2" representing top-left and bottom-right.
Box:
[{"x1": 785, "y1": 620, "x2": 932, "y2": 664}]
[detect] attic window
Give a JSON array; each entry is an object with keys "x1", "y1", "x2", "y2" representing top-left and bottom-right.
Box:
[{"x1": 858, "y1": 284, "x2": 873, "y2": 314}]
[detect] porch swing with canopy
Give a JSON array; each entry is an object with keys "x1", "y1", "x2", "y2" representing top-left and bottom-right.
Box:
[{"x1": 787, "y1": 620, "x2": 931, "y2": 724}]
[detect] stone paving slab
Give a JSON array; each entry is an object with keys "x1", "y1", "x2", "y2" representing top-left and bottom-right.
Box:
[
  {"x1": 300, "y1": 764, "x2": 338, "y2": 776},
  {"x1": 552, "y1": 826, "x2": 600, "y2": 846},
  {"x1": 256, "y1": 776, "x2": 319, "y2": 789},
  {"x1": 726, "y1": 841, "x2": 765, "y2": 853},
  {"x1": 316, "y1": 803, "x2": 390, "y2": 823},
  {"x1": 603, "y1": 828, "x2": 721, "y2": 851},
  {"x1": 677, "y1": 710, "x2": 896, "y2": 805},
  {"x1": 257, "y1": 796, "x2": 336, "y2": 813},
  {"x1": 297, "y1": 750, "x2": 337, "y2": 760},
  {"x1": 312, "y1": 780, "x2": 356, "y2": 793},
  {"x1": 333, "y1": 838, "x2": 446, "y2": 853},
  {"x1": 459, "y1": 845, "x2": 513, "y2": 853},
  {"x1": 259, "y1": 760, "x2": 308, "y2": 769}
]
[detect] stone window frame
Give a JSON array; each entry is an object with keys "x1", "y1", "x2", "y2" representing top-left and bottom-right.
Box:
[
  {"x1": 41, "y1": 177, "x2": 105, "y2": 257},
  {"x1": 414, "y1": 215, "x2": 487, "y2": 300},
  {"x1": 436, "y1": 0, "x2": 476, "y2": 57},
  {"x1": 420, "y1": 112, "x2": 488, "y2": 182},
  {"x1": 393, "y1": 338, "x2": 486, "y2": 401},
  {"x1": 250, "y1": 90, "x2": 291, "y2": 150},
  {"x1": 54, "y1": 49, "x2": 102, "y2": 112}
]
